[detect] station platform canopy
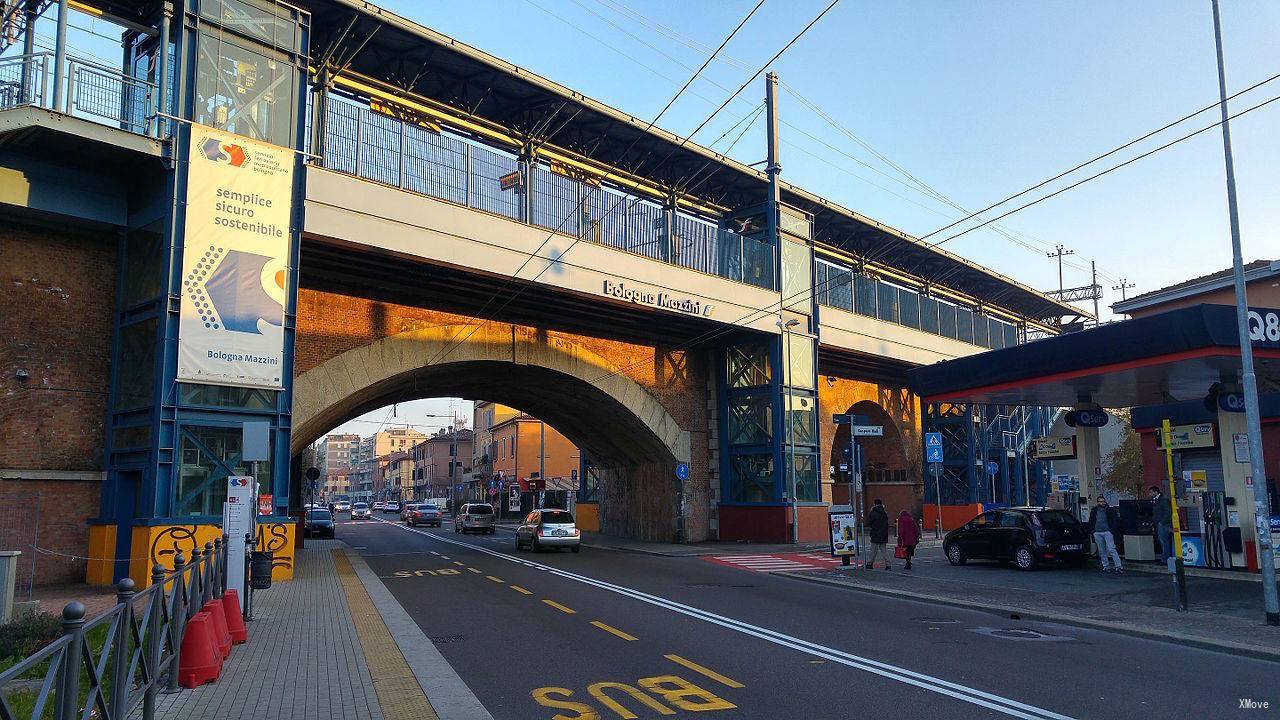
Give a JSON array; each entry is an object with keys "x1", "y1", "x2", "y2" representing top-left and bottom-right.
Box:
[{"x1": 909, "y1": 304, "x2": 1280, "y2": 407}]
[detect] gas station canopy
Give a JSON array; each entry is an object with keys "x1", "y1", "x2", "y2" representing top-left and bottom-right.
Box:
[{"x1": 909, "y1": 304, "x2": 1280, "y2": 407}]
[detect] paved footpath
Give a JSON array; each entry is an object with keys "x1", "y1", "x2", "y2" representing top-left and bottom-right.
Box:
[{"x1": 142, "y1": 539, "x2": 491, "y2": 720}]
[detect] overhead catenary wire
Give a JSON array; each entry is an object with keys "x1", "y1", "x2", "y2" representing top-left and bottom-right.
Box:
[
  {"x1": 927, "y1": 90, "x2": 1280, "y2": 249},
  {"x1": 919, "y1": 70, "x2": 1280, "y2": 249},
  {"x1": 416, "y1": 1, "x2": 833, "y2": 375}
]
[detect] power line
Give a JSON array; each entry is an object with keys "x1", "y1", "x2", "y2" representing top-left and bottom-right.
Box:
[
  {"x1": 418, "y1": 1, "x2": 833, "y2": 375},
  {"x1": 921, "y1": 70, "x2": 1280, "y2": 246},
  {"x1": 928, "y1": 90, "x2": 1280, "y2": 249}
]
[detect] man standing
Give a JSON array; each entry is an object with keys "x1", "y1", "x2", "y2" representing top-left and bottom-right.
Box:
[
  {"x1": 866, "y1": 499, "x2": 891, "y2": 570},
  {"x1": 1149, "y1": 485, "x2": 1174, "y2": 565},
  {"x1": 1087, "y1": 496, "x2": 1124, "y2": 574}
]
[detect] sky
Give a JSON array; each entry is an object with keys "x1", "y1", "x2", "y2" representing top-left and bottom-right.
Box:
[{"x1": 27, "y1": 1, "x2": 1279, "y2": 438}]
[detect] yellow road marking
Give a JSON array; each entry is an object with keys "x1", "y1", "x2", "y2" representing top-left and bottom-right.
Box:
[
  {"x1": 467, "y1": 567, "x2": 482, "y2": 574},
  {"x1": 510, "y1": 585, "x2": 533, "y2": 595},
  {"x1": 486, "y1": 575, "x2": 504, "y2": 583},
  {"x1": 663, "y1": 654, "x2": 745, "y2": 688},
  {"x1": 542, "y1": 599, "x2": 576, "y2": 614},
  {"x1": 590, "y1": 621, "x2": 637, "y2": 641}
]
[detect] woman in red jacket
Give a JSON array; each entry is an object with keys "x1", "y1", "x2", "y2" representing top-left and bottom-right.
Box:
[{"x1": 897, "y1": 510, "x2": 921, "y2": 570}]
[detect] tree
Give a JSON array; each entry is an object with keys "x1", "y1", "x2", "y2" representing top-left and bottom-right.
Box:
[{"x1": 1103, "y1": 410, "x2": 1145, "y2": 498}]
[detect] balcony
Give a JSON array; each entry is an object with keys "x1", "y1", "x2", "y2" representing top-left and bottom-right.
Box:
[{"x1": 0, "y1": 51, "x2": 157, "y2": 137}]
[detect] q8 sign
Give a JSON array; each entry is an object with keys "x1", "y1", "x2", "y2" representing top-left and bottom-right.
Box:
[{"x1": 1248, "y1": 308, "x2": 1280, "y2": 347}]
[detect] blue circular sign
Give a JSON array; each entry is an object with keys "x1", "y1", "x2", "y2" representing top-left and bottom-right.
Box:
[{"x1": 675, "y1": 462, "x2": 690, "y2": 481}]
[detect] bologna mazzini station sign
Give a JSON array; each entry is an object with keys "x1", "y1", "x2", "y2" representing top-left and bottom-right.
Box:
[{"x1": 177, "y1": 125, "x2": 295, "y2": 389}]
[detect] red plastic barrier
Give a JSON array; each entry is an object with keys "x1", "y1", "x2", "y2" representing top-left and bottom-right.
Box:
[
  {"x1": 222, "y1": 589, "x2": 248, "y2": 644},
  {"x1": 204, "y1": 599, "x2": 232, "y2": 659},
  {"x1": 178, "y1": 612, "x2": 222, "y2": 688}
]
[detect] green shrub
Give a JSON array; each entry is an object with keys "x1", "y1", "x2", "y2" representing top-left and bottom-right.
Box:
[{"x1": 0, "y1": 612, "x2": 63, "y2": 659}]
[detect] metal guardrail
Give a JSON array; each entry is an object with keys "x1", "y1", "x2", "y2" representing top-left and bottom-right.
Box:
[
  {"x1": 0, "y1": 51, "x2": 156, "y2": 136},
  {"x1": 0, "y1": 538, "x2": 229, "y2": 720},
  {"x1": 318, "y1": 96, "x2": 777, "y2": 291}
]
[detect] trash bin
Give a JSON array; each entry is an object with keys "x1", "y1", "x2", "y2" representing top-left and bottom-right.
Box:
[{"x1": 250, "y1": 551, "x2": 274, "y2": 590}]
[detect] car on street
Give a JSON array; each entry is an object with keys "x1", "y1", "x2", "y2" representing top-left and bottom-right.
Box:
[
  {"x1": 351, "y1": 502, "x2": 371, "y2": 519},
  {"x1": 944, "y1": 507, "x2": 1087, "y2": 571},
  {"x1": 304, "y1": 509, "x2": 335, "y2": 538},
  {"x1": 384, "y1": 501, "x2": 401, "y2": 514},
  {"x1": 400, "y1": 503, "x2": 418, "y2": 522},
  {"x1": 516, "y1": 509, "x2": 581, "y2": 552},
  {"x1": 372, "y1": 501, "x2": 386, "y2": 512},
  {"x1": 454, "y1": 503, "x2": 496, "y2": 534},
  {"x1": 333, "y1": 500, "x2": 351, "y2": 512},
  {"x1": 409, "y1": 504, "x2": 442, "y2": 527}
]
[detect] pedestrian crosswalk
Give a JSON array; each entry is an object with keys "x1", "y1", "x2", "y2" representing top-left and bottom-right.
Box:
[{"x1": 703, "y1": 552, "x2": 846, "y2": 573}]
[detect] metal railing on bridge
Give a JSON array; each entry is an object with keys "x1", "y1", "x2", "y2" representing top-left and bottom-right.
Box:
[
  {"x1": 0, "y1": 51, "x2": 155, "y2": 135},
  {"x1": 315, "y1": 95, "x2": 776, "y2": 291},
  {"x1": 0, "y1": 539, "x2": 228, "y2": 720}
]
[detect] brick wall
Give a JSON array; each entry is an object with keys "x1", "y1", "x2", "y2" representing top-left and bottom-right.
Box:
[{"x1": 1, "y1": 218, "x2": 116, "y2": 584}]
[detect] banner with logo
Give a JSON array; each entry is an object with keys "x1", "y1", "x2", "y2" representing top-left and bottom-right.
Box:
[{"x1": 177, "y1": 125, "x2": 293, "y2": 389}]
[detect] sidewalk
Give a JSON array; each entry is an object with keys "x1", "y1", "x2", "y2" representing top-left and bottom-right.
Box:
[
  {"x1": 782, "y1": 544, "x2": 1280, "y2": 661},
  {"x1": 142, "y1": 540, "x2": 492, "y2": 720}
]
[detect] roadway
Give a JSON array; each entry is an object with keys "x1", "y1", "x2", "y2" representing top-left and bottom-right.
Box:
[{"x1": 336, "y1": 514, "x2": 1275, "y2": 719}]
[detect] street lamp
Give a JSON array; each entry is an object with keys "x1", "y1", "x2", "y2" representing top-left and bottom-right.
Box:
[{"x1": 778, "y1": 317, "x2": 801, "y2": 544}]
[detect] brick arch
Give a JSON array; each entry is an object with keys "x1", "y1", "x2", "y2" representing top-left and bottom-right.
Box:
[{"x1": 291, "y1": 322, "x2": 691, "y2": 468}]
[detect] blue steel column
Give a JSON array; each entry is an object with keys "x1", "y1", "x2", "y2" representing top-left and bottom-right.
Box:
[{"x1": 51, "y1": 0, "x2": 68, "y2": 109}]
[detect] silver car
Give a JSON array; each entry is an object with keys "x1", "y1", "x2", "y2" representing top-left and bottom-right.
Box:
[
  {"x1": 516, "y1": 509, "x2": 580, "y2": 552},
  {"x1": 351, "y1": 502, "x2": 371, "y2": 519},
  {"x1": 454, "y1": 503, "x2": 496, "y2": 534}
]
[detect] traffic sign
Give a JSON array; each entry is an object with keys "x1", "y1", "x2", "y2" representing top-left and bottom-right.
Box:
[
  {"x1": 833, "y1": 414, "x2": 869, "y2": 425},
  {"x1": 986, "y1": 461, "x2": 999, "y2": 476},
  {"x1": 924, "y1": 432, "x2": 943, "y2": 463},
  {"x1": 852, "y1": 425, "x2": 883, "y2": 437},
  {"x1": 675, "y1": 462, "x2": 690, "y2": 481}
]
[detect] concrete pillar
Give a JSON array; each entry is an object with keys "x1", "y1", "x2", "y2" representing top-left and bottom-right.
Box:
[
  {"x1": 1216, "y1": 407, "x2": 1257, "y2": 569},
  {"x1": 1075, "y1": 398, "x2": 1103, "y2": 522}
]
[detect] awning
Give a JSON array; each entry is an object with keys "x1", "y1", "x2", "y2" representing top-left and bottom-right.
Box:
[{"x1": 908, "y1": 304, "x2": 1280, "y2": 407}]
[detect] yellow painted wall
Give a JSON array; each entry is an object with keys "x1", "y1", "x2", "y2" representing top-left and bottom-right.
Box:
[
  {"x1": 85, "y1": 525, "x2": 116, "y2": 586},
  {"x1": 123, "y1": 521, "x2": 298, "y2": 588},
  {"x1": 575, "y1": 502, "x2": 599, "y2": 533}
]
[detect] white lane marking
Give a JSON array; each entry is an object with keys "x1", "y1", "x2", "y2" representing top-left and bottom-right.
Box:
[{"x1": 368, "y1": 518, "x2": 1072, "y2": 720}]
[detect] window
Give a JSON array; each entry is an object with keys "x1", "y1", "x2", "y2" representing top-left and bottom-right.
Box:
[
  {"x1": 877, "y1": 282, "x2": 900, "y2": 324},
  {"x1": 726, "y1": 342, "x2": 771, "y2": 388},
  {"x1": 998, "y1": 511, "x2": 1026, "y2": 528},
  {"x1": 972, "y1": 314, "x2": 989, "y2": 347},
  {"x1": 919, "y1": 296, "x2": 940, "y2": 335},
  {"x1": 114, "y1": 320, "x2": 157, "y2": 411},
  {"x1": 854, "y1": 275, "x2": 878, "y2": 317},
  {"x1": 784, "y1": 332, "x2": 815, "y2": 390},
  {"x1": 176, "y1": 425, "x2": 272, "y2": 517},
  {"x1": 786, "y1": 392, "x2": 816, "y2": 446},
  {"x1": 899, "y1": 289, "x2": 920, "y2": 329},
  {"x1": 728, "y1": 452, "x2": 774, "y2": 503},
  {"x1": 938, "y1": 302, "x2": 957, "y2": 339},
  {"x1": 786, "y1": 452, "x2": 820, "y2": 502},
  {"x1": 955, "y1": 307, "x2": 974, "y2": 344},
  {"x1": 194, "y1": 32, "x2": 295, "y2": 147},
  {"x1": 969, "y1": 512, "x2": 995, "y2": 527},
  {"x1": 780, "y1": 239, "x2": 812, "y2": 314},
  {"x1": 727, "y1": 392, "x2": 771, "y2": 445}
]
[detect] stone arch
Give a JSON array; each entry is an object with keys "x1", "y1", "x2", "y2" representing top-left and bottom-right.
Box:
[
  {"x1": 827, "y1": 399, "x2": 914, "y2": 512},
  {"x1": 292, "y1": 323, "x2": 691, "y2": 465}
]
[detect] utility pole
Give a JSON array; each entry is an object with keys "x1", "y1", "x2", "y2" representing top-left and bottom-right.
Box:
[
  {"x1": 1211, "y1": 0, "x2": 1278, "y2": 625},
  {"x1": 765, "y1": 72, "x2": 799, "y2": 544},
  {"x1": 1047, "y1": 245, "x2": 1074, "y2": 294},
  {"x1": 1112, "y1": 279, "x2": 1135, "y2": 302},
  {"x1": 1090, "y1": 261, "x2": 1100, "y2": 324}
]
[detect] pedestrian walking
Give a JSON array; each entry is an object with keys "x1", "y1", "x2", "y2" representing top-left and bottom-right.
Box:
[
  {"x1": 1086, "y1": 496, "x2": 1124, "y2": 574},
  {"x1": 867, "y1": 499, "x2": 890, "y2": 570},
  {"x1": 1149, "y1": 485, "x2": 1174, "y2": 565},
  {"x1": 896, "y1": 510, "x2": 920, "y2": 570}
]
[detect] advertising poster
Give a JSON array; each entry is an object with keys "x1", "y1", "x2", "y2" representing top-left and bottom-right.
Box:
[
  {"x1": 177, "y1": 124, "x2": 294, "y2": 389},
  {"x1": 829, "y1": 511, "x2": 858, "y2": 557}
]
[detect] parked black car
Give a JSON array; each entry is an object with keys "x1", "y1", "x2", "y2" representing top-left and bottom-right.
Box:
[
  {"x1": 305, "y1": 509, "x2": 335, "y2": 538},
  {"x1": 943, "y1": 507, "x2": 1087, "y2": 571}
]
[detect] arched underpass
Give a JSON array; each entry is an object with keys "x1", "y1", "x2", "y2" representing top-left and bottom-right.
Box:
[{"x1": 292, "y1": 326, "x2": 697, "y2": 541}]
